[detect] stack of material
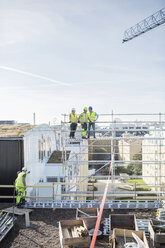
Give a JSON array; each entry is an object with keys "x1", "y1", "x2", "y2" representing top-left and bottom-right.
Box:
[
  {"x1": 69, "y1": 226, "x2": 88, "y2": 238},
  {"x1": 0, "y1": 211, "x2": 14, "y2": 242},
  {"x1": 59, "y1": 219, "x2": 90, "y2": 248}
]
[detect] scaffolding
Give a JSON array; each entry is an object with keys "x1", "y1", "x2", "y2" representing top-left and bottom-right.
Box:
[
  {"x1": 0, "y1": 113, "x2": 165, "y2": 209},
  {"x1": 58, "y1": 112, "x2": 165, "y2": 208}
]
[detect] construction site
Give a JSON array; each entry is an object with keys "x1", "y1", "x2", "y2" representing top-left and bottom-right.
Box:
[
  {"x1": 0, "y1": 112, "x2": 165, "y2": 248},
  {"x1": 0, "y1": 1, "x2": 165, "y2": 248}
]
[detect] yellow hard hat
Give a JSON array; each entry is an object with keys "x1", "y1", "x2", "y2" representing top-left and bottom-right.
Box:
[{"x1": 84, "y1": 107, "x2": 87, "y2": 110}]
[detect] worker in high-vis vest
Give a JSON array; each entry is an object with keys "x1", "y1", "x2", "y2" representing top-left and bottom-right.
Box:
[
  {"x1": 79, "y1": 107, "x2": 88, "y2": 139},
  {"x1": 15, "y1": 167, "x2": 28, "y2": 206},
  {"x1": 88, "y1": 106, "x2": 98, "y2": 139},
  {"x1": 69, "y1": 108, "x2": 78, "y2": 138}
]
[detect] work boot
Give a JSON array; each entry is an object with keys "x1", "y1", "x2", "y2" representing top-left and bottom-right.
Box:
[{"x1": 16, "y1": 203, "x2": 22, "y2": 208}]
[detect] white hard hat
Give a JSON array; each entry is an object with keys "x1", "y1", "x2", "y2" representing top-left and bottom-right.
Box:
[
  {"x1": 22, "y1": 167, "x2": 27, "y2": 172},
  {"x1": 72, "y1": 108, "x2": 76, "y2": 111}
]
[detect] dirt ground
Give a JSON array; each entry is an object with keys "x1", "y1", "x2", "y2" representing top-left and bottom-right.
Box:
[{"x1": 0, "y1": 203, "x2": 156, "y2": 248}]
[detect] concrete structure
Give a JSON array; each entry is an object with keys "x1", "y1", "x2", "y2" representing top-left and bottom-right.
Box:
[
  {"x1": 142, "y1": 130, "x2": 165, "y2": 190},
  {"x1": 119, "y1": 134, "x2": 142, "y2": 161}
]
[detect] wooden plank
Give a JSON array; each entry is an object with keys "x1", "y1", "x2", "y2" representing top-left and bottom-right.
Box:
[
  {"x1": 82, "y1": 217, "x2": 97, "y2": 230},
  {"x1": 60, "y1": 219, "x2": 83, "y2": 228},
  {"x1": 77, "y1": 209, "x2": 91, "y2": 217},
  {"x1": 149, "y1": 219, "x2": 165, "y2": 245},
  {"x1": 62, "y1": 228, "x2": 70, "y2": 239},
  {"x1": 71, "y1": 227, "x2": 78, "y2": 238},
  {"x1": 3, "y1": 207, "x2": 33, "y2": 216},
  {"x1": 1, "y1": 183, "x2": 165, "y2": 187},
  {"x1": 59, "y1": 222, "x2": 64, "y2": 248},
  {"x1": 76, "y1": 208, "x2": 98, "y2": 229}
]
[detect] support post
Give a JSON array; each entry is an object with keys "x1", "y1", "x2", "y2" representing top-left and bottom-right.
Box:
[
  {"x1": 25, "y1": 212, "x2": 30, "y2": 227},
  {"x1": 134, "y1": 183, "x2": 136, "y2": 200},
  {"x1": 53, "y1": 183, "x2": 54, "y2": 201}
]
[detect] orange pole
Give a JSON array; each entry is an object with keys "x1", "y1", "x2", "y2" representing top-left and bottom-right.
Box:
[{"x1": 90, "y1": 153, "x2": 114, "y2": 248}]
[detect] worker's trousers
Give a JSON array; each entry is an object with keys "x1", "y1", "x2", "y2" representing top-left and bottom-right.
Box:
[
  {"x1": 69, "y1": 123, "x2": 77, "y2": 138},
  {"x1": 81, "y1": 123, "x2": 87, "y2": 138},
  {"x1": 88, "y1": 122, "x2": 96, "y2": 138},
  {"x1": 16, "y1": 187, "x2": 26, "y2": 205}
]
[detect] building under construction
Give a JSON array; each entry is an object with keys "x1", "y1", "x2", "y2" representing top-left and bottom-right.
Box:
[
  {"x1": 0, "y1": 3, "x2": 165, "y2": 248},
  {"x1": 0, "y1": 113, "x2": 165, "y2": 247}
]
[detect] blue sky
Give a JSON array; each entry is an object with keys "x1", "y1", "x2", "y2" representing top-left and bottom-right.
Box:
[{"x1": 0, "y1": 0, "x2": 165, "y2": 124}]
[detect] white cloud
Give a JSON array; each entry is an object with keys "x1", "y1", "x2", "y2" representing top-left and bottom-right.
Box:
[{"x1": 0, "y1": 66, "x2": 71, "y2": 86}]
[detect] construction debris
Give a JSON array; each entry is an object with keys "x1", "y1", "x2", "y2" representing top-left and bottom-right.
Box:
[{"x1": 59, "y1": 219, "x2": 89, "y2": 248}]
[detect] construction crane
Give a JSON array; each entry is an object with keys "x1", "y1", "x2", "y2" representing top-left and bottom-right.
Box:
[{"x1": 123, "y1": 7, "x2": 165, "y2": 43}]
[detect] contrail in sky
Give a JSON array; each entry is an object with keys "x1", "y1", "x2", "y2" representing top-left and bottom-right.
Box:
[{"x1": 0, "y1": 65, "x2": 71, "y2": 87}]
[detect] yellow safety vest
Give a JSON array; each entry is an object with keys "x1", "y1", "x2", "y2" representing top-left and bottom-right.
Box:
[
  {"x1": 88, "y1": 111, "x2": 96, "y2": 123},
  {"x1": 70, "y1": 113, "x2": 77, "y2": 123},
  {"x1": 15, "y1": 172, "x2": 26, "y2": 188},
  {"x1": 79, "y1": 112, "x2": 88, "y2": 123}
]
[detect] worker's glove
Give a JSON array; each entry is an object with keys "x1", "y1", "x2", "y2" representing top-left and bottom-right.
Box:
[
  {"x1": 78, "y1": 120, "x2": 80, "y2": 123},
  {"x1": 69, "y1": 121, "x2": 71, "y2": 123}
]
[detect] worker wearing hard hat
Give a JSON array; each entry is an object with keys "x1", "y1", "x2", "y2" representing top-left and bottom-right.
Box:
[
  {"x1": 88, "y1": 106, "x2": 98, "y2": 139},
  {"x1": 15, "y1": 167, "x2": 29, "y2": 207},
  {"x1": 79, "y1": 107, "x2": 88, "y2": 139},
  {"x1": 69, "y1": 108, "x2": 78, "y2": 138}
]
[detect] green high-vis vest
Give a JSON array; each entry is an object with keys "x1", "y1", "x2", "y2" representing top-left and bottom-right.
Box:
[
  {"x1": 15, "y1": 172, "x2": 26, "y2": 188},
  {"x1": 79, "y1": 112, "x2": 88, "y2": 123},
  {"x1": 88, "y1": 111, "x2": 96, "y2": 123},
  {"x1": 70, "y1": 113, "x2": 77, "y2": 123}
]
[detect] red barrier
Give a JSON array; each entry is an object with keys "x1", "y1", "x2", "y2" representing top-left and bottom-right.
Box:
[{"x1": 90, "y1": 153, "x2": 114, "y2": 248}]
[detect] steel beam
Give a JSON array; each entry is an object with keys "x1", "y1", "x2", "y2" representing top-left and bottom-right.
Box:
[
  {"x1": 123, "y1": 8, "x2": 165, "y2": 43},
  {"x1": 24, "y1": 200, "x2": 162, "y2": 209}
]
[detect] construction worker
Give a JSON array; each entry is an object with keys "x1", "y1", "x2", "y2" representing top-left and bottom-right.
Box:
[
  {"x1": 69, "y1": 108, "x2": 78, "y2": 138},
  {"x1": 15, "y1": 167, "x2": 28, "y2": 207},
  {"x1": 88, "y1": 106, "x2": 98, "y2": 139},
  {"x1": 79, "y1": 107, "x2": 88, "y2": 139}
]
